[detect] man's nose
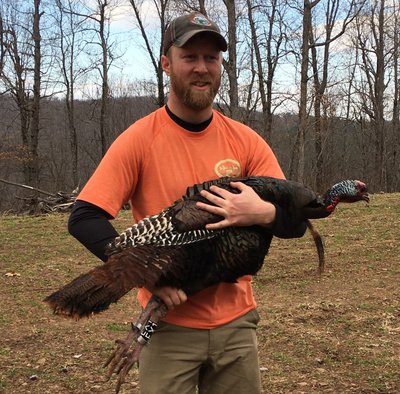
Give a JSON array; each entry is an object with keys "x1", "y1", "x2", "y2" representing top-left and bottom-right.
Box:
[{"x1": 193, "y1": 58, "x2": 208, "y2": 73}]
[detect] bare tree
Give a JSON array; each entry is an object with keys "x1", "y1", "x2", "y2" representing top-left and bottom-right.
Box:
[
  {"x1": 0, "y1": 13, "x2": 6, "y2": 77},
  {"x1": 222, "y1": 0, "x2": 239, "y2": 119},
  {"x1": 0, "y1": 0, "x2": 43, "y2": 186},
  {"x1": 172, "y1": 0, "x2": 207, "y2": 14},
  {"x1": 73, "y1": 0, "x2": 121, "y2": 157},
  {"x1": 288, "y1": 0, "x2": 366, "y2": 186},
  {"x1": 29, "y1": 0, "x2": 42, "y2": 186},
  {"x1": 309, "y1": 0, "x2": 365, "y2": 189},
  {"x1": 246, "y1": 0, "x2": 288, "y2": 140},
  {"x1": 391, "y1": 3, "x2": 400, "y2": 190},
  {"x1": 129, "y1": 0, "x2": 170, "y2": 108},
  {"x1": 353, "y1": 0, "x2": 390, "y2": 190},
  {"x1": 97, "y1": 0, "x2": 111, "y2": 156},
  {"x1": 54, "y1": 0, "x2": 90, "y2": 187},
  {"x1": 289, "y1": 0, "x2": 321, "y2": 183}
]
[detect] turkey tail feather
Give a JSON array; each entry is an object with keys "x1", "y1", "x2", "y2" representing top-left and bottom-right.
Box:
[
  {"x1": 44, "y1": 245, "x2": 185, "y2": 318},
  {"x1": 306, "y1": 220, "x2": 325, "y2": 274},
  {"x1": 43, "y1": 266, "x2": 129, "y2": 319}
]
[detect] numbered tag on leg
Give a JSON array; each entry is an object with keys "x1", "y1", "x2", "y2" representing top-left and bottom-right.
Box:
[{"x1": 137, "y1": 320, "x2": 158, "y2": 345}]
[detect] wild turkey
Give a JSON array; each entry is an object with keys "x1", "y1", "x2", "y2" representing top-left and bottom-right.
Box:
[{"x1": 44, "y1": 176, "x2": 369, "y2": 393}]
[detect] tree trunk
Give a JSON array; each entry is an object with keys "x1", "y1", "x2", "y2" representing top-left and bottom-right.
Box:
[
  {"x1": 0, "y1": 15, "x2": 6, "y2": 77},
  {"x1": 223, "y1": 0, "x2": 239, "y2": 120},
  {"x1": 392, "y1": 8, "x2": 400, "y2": 190},
  {"x1": 246, "y1": 0, "x2": 278, "y2": 141},
  {"x1": 372, "y1": 0, "x2": 386, "y2": 190},
  {"x1": 99, "y1": 0, "x2": 109, "y2": 157},
  {"x1": 27, "y1": 0, "x2": 42, "y2": 187},
  {"x1": 130, "y1": 0, "x2": 168, "y2": 108},
  {"x1": 291, "y1": 1, "x2": 318, "y2": 183}
]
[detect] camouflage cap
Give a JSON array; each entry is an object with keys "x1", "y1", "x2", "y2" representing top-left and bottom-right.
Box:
[{"x1": 163, "y1": 12, "x2": 228, "y2": 55}]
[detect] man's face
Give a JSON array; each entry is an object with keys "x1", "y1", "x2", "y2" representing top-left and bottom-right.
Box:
[{"x1": 165, "y1": 34, "x2": 222, "y2": 111}]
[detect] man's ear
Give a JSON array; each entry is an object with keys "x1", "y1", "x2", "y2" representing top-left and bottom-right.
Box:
[{"x1": 161, "y1": 54, "x2": 171, "y2": 76}]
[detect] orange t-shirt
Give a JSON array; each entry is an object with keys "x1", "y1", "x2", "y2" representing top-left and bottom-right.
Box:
[{"x1": 78, "y1": 107, "x2": 284, "y2": 329}]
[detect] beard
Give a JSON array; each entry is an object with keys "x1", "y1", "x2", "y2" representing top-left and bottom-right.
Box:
[{"x1": 169, "y1": 69, "x2": 221, "y2": 111}]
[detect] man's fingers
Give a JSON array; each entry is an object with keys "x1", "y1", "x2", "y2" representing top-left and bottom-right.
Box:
[
  {"x1": 196, "y1": 200, "x2": 224, "y2": 214},
  {"x1": 165, "y1": 289, "x2": 187, "y2": 309},
  {"x1": 204, "y1": 219, "x2": 230, "y2": 230},
  {"x1": 229, "y1": 181, "x2": 247, "y2": 191},
  {"x1": 199, "y1": 188, "x2": 226, "y2": 205},
  {"x1": 176, "y1": 289, "x2": 187, "y2": 303},
  {"x1": 199, "y1": 182, "x2": 249, "y2": 204},
  {"x1": 149, "y1": 287, "x2": 187, "y2": 310}
]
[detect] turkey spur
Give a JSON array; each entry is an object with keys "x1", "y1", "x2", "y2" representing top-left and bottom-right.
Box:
[{"x1": 44, "y1": 176, "x2": 369, "y2": 392}]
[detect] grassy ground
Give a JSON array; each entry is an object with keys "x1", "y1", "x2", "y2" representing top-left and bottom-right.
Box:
[{"x1": 0, "y1": 193, "x2": 399, "y2": 393}]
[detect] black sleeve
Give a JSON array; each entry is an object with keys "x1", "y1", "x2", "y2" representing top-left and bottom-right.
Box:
[
  {"x1": 271, "y1": 204, "x2": 308, "y2": 239},
  {"x1": 68, "y1": 200, "x2": 119, "y2": 262}
]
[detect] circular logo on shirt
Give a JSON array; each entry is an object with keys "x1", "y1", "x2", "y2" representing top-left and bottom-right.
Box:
[{"x1": 215, "y1": 159, "x2": 242, "y2": 177}]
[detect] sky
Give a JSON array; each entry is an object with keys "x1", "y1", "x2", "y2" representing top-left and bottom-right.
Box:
[{"x1": 104, "y1": 0, "x2": 161, "y2": 81}]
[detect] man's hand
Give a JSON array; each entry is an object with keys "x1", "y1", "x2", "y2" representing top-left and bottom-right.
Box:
[
  {"x1": 147, "y1": 286, "x2": 187, "y2": 310},
  {"x1": 196, "y1": 181, "x2": 276, "y2": 230}
]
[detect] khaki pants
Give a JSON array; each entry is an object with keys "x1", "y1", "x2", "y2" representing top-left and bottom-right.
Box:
[{"x1": 138, "y1": 309, "x2": 262, "y2": 394}]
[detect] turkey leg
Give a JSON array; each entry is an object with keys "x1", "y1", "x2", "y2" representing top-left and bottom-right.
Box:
[{"x1": 104, "y1": 295, "x2": 168, "y2": 393}]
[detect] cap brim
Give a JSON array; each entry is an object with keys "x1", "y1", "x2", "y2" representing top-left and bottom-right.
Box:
[{"x1": 174, "y1": 30, "x2": 228, "y2": 52}]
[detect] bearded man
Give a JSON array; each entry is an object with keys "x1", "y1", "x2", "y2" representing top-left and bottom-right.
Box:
[{"x1": 68, "y1": 12, "x2": 305, "y2": 394}]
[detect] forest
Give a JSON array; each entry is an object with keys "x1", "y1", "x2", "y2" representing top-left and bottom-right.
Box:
[{"x1": 1, "y1": 0, "x2": 399, "y2": 211}]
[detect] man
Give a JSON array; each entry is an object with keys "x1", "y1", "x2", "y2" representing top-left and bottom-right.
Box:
[{"x1": 69, "y1": 12, "x2": 305, "y2": 393}]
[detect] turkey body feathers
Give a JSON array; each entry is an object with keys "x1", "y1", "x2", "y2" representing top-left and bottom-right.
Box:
[
  {"x1": 105, "y1": 176, "x2": 330, "y2": 255},
  {"x1": 44, "y1": 176, "x2": 369, "y2": 319}
]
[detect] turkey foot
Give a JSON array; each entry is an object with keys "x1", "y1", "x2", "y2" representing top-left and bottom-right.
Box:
[{"x1": 104, "y1": 296, "x2": 168, "y2": 393}]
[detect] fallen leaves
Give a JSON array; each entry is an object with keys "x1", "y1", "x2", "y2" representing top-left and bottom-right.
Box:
[{"x1": 5, "y1": 272, "x2": 21, "y2": 277}]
